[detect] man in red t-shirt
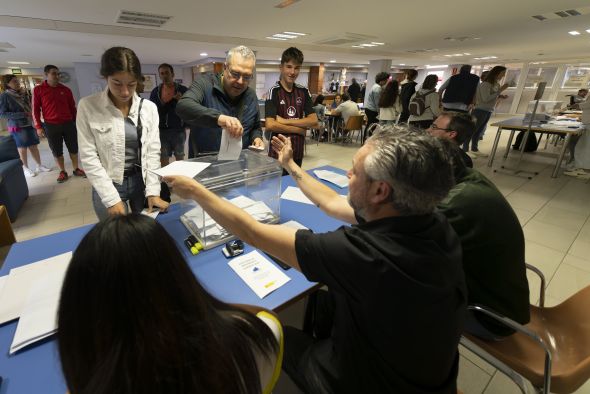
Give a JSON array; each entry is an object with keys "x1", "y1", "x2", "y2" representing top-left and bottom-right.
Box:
[
  {"x1": 265, "y1": 47, "x2": 318, "y2": 171},
  {"x1": 33, "y1": 64, "x2": 85, "y2": 183}
]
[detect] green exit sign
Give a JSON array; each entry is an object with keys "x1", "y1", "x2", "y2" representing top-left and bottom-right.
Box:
[{"x1": 10, "y1": 68, "x2": 22, "y2": 75}]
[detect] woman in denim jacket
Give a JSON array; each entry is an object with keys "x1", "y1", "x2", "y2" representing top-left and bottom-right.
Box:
[{"x1": 0, "y1": 74, "x2": 51, "y2": 177}]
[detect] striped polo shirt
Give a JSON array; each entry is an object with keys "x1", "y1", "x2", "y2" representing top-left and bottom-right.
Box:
[{"x1": 265, "y1": 82, "x2": 313, "y2": 162}]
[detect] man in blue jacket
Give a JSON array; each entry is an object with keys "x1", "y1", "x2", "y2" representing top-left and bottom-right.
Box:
[
  {"x1": 150, "y1": 63, "x2": 188, "y2": 167},
  {"x1": 176, "y1": 46, "x2": 264, "y2": 157}
]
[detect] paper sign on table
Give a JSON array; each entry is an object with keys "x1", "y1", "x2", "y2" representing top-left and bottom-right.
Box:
[
  {"x1": 10, "y1": 271, "x2": 65, "y2": 354},
  {"x1": 228, "y1": 251, "x2": 291, "y2": 298},
  {"x1": 152, "y1": 161, "x2": 211, "y2": 178},
  {"x1": 313, "y1": 169, "x2": 349, "y2": 188},
  {"x1": 218, "y1": 128, "x2": 243, "y2": 161},
  {"x1": 0, "y1": 252, "x2": 72, "y2": 325}
]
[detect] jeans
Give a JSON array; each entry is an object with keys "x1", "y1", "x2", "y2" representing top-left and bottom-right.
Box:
[
  {"x1": 92, "y1": 173, "x2": 145, "y2": 220},
  {"x1": 463, "y1": 109, "x2": 491, "y2": 152}
]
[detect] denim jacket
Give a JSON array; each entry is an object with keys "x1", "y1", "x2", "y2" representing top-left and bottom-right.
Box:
[
  {"x1": 0, "y1": 91, "x2": 32, "y2": 131},
  {"x1": 77, "y1": 88, "x2": 161, "y2": 208}
]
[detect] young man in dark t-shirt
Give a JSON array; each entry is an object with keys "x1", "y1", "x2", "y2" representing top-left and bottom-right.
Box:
[
  {"x1": 163, "y1": 125, "x2": 466, "y2": 394},
  {"x1": 265, "y1": 47, "x2": 318, "y2": 169}
]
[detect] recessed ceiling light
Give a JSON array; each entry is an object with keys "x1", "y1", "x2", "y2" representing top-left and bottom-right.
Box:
[
  {"x1": 200, "y1": 52, "x2": 208, "y2": 57},
  {"x1": 586, "y1": 29, "x2": 590, "y2": 33},
  {"x1": 399, "y1": 63, "x2": 405, "y2": 66},
  {"x1": 426, "y1": 64, "x2": 448, "y2": 69},
  {"x1": 329, "y1": 60, "x2": 336, "y2": 63},
  {"x1": 569, "y1": 30, "x2": 581, "y2": 35},
  {"x1": 370, "y1": 42, "x2": 385, "y2": 45},
  {"x1": 360, "y1": 43, "x2": 377, "y2": 47},
  {"x1": 7, "y1": 61, "x2": 30, "y2": 65},
  {"x1": 463, "y1": 53, "x2": 471, "y2": 55},
  {"x1": 284, "y1": 31, "x2": 306, "y2": 36},
  {"x1": 266, "y1": 36, "x2": 287, "y2": 41},
  {"x1": 273, "y1": 33, "x2": 298, "y2": 39},
  {"x1": 351, "y1": 45, "x2": 364, "y2": 48}
]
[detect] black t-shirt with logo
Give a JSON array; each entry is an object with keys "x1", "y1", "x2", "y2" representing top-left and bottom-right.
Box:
[
  {"x1": 294, "y1": 213, "x2": 467, "y2": 393},
  {"x1": 265, "y1": 82, "x2": 313, "y2": 161}
]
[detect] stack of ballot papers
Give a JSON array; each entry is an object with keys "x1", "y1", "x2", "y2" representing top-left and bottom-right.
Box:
[
  {"x1": 313, "y1": 169, "x2": 349, "y2": 188},
  {"x1": 228, "y1": 251, "x2": 291, "y2": 298},
  {"x1": 181, "y1": 195, "x2": 277, "y2": 242},
  {"x1": 0, "y1": 252, "x2": 72, "y2": 354}
]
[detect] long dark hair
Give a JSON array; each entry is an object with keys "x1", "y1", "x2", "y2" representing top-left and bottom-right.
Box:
[
  {"x1": 484, "y1": 66, "x2": 506, "y2": 84},
  {"x1": 379, "y1": 80, "x2": 399, "y2": 108},
  {"x1": 57, "y1": 215, "x2": 278, "y2": 394},
  {"x1": 100, "y1": 46, "x2": 142, "y2": 80}
]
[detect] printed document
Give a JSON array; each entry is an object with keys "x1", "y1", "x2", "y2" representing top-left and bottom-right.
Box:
[
  {"x1": 218, "y1": 128, "x2": 243, "y2": 161},
  {"x1": 313, "y1": 169, "x2": 349, "y2": 188},
  {"x1": 10, "y1": 271, "x2": 64, "y2": 354},
  {"x1": 228, "y1": 251, "x2": 291, "y2": 298},
  {"x1": 0, "y1": 252, "x2": 72, "y2": 324}
]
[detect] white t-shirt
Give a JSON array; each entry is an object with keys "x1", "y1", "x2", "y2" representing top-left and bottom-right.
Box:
[{"x1": 335, "y1": 100, "x2": 361, "y2": 124}]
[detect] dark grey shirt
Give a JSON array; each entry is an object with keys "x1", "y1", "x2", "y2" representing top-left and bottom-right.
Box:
[{"x1": 124, "y1": 117, "x2": 139, "y2": 171}]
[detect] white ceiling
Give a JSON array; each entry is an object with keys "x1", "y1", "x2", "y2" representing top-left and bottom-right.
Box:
[{"x1": 2, "y1": 0, "x2": 590, "y2": 69}]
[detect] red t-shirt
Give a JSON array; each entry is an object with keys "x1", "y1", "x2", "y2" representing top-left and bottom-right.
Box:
[{"x1": 32, "y1": 81, "x2": 76, "y2": 128}]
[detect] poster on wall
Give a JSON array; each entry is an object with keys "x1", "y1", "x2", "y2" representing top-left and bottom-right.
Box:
[{"x1": 143, "y1": 74, "x2": 157, "y2": 92}]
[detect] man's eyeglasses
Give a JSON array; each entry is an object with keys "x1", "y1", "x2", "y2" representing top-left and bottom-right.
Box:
[
  {"x1": 429, "y1": 123, "x2": 454, "y2": 132},
  {"x1": 227, "y1": 68, "x2": 253, "y2": 82}
]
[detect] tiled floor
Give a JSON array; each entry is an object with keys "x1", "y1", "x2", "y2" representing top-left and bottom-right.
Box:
[{"x1": 2, "y1": 116, "x2": 590, "y2": 393}]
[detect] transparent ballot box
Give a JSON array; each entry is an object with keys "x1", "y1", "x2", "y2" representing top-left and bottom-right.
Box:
[
  {"x1": 523, "y1": 101, "x2": 564, "y2": 122},
  {"x1": 179, "y1": 150, "x2": 282, "y2": 250}
]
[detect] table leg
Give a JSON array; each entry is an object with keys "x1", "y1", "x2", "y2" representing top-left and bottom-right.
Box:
[
  {"x1": 504, "y1": 130, "x2": 515, "y2": 159},
  {"x1": 488, "y1": 127, "x2": 503, "y2": 167},
  {"x1": 553, "y1": 133, "x2": 571, "y2": 178}
]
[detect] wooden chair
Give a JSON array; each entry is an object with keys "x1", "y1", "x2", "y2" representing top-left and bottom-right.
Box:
[
  {"x1": 460, "y1": 264, "x2": 590, "y2": 394},
  {"x1": 340, "y1": 115, "x2": 365, "y2": 144},
  {"x1": 0, "y1": 205, "x2": 16, "y2": 247}
]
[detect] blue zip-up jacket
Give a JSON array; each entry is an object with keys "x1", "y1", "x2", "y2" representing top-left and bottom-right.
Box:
[
  {"x1": 176, "y1": 73, "x2": 262, "y2": 155},
  {"x1": 149, "y1": 82, "x2": 188, "y2": 131}
]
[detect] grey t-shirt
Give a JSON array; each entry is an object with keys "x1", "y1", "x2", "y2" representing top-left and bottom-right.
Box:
[{"x1": 124, "y1": 117, "x2": 139, "y2": 172}]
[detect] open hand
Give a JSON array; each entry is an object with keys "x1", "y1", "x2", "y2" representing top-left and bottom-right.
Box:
[{"x1": 271, "y1": 134, "x2": 293, "y2": 167}]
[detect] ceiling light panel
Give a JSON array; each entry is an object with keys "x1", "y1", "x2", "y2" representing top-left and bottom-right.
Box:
[{"x1": 569, "y1": 30, "x2": 581, "y2": 35}]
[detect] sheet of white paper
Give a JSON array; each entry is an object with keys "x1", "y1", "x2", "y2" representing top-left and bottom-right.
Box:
[
  {"x1": 313, "y1": 170, "x2": 349, "y2": 188},
  {"x1": 217, "y1": 128, "x2": 243, "y2": 161},
  {"x1": 152, "y1": 161, "x2": 211, "y2": 178},
  {"x1": 281, "y1": 220, "x2": 309, "y2": 230},
  {"x1": 0, "y1": 252, "x2": 72, "y2": 325},
  {"x1": 10, "y1": 271, "x2": 65, "y2": 354},
  {"x1": 228, "y1": 251, "x2": 291, "y2": 298},
  {"x1": 280, "y1": 186, "x2": 314, "y2": 205},
  {"x1": 140, "y1": 208, "x2": 159, "y2": 219},
  {"x1": 0, "y1": 275, "x2": 7, "y2": 300}
]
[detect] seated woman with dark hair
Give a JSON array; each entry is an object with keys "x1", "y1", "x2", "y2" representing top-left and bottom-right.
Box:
[{"x1": 57, "y1": 215, "x2": 282, "y2": 394}]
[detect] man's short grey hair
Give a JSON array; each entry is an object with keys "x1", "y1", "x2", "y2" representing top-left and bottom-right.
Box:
[
  {"x1": 226, "y1": 46, "x2": 256, "y2": 65},
  {"x1": 364, "y1": 124, "x2": 455, "y2": 215}
]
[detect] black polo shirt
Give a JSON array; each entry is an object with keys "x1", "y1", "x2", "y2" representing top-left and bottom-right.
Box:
[{"x1": 295, "y1": 213, "x2": 467, "y2": 394}]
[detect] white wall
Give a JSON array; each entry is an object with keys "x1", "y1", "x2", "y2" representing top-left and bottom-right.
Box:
[{"x1": 0, "y1": 67, "x2": 81, "y2": 101}]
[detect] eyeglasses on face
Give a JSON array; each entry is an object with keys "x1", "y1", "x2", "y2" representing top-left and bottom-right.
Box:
[
  {"x1": 429, "y1": 123, "x2": 453, "y2": 132},
  {"x1": 226, "y1": 67, "x2": 253, "y2": 82}
]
